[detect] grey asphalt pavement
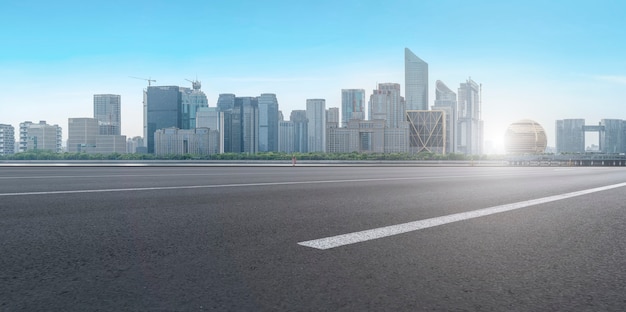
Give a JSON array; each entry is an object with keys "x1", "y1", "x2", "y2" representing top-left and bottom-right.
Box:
[{"x1": 1, "y1": 166, "x2": 625, "y2": 311}]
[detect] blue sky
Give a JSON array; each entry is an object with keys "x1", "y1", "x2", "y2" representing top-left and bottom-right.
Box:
[{"x1": 1, "y1": 0, "x2": 625, "y2": 153}]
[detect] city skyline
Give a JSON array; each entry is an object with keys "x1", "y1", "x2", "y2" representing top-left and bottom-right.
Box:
[{"x1": 1, "y1": 1, "x2": 626, "y2": 153}]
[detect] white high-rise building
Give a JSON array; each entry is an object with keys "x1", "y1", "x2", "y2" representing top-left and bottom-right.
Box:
[
  {"x1": 306, "y1": 99, "x2": 326, "y2": 152},
  {"x1": 19, "y1": 121, "x2": 63, "y2": 153},
  {"x1": 457, "y1": 78, "x2": 483, "y2": 155},
  {"x1": 326, "y1": 107, "x2": 339, "y2": 125},
  {"x1": 278, "y1": 120, "x2": 295, "y2": 153},
  {"x1": 94, "y1": 94, "x2": 121, "y2": 135},
  {"x1": 0, "y1": 124, "x2": 15, "y2": 156},
  {"x1": 196, "y1": 107, "x2": 223, "y2": 154},
  {"x1": 368, "y1": 83, "x2": 409, "y2": 153},
  {"x1": 433, "y1": 80, "x2": 457, "y2": 154},
  {"x1": 368, "y1": 83, "x2": 405, "y2": 128},
  {"x1": 404, "y1": 48, "x2": 429, "y2": 111}
]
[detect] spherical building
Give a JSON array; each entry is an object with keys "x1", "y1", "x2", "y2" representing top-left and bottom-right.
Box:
[{"x1": 504, "y1": 119, "x2": 547, "y2": 154}]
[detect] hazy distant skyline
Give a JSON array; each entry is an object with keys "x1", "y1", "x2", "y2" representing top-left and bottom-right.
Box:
[{"x1": 2, "y1": 0, "x2": 625, "y2": 153}]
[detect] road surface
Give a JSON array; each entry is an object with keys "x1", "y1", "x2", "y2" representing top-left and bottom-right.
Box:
[{"x1": 1, "y1": 166, "x2": 625, "y2": 311}]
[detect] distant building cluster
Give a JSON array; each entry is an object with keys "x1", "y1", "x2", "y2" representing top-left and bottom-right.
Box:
[
  {"x1": 133, "y1": 48, "x2": 486, "y2": 156},
  {"x1": 4, "y1": 48, "x2": 626, "y2": 157},
  {"x1": 67, "y1": 94, "x2": 127, "y2": 155},
  {"x1": 556, "y1": 119, "x2": 626, "y2": 154}
]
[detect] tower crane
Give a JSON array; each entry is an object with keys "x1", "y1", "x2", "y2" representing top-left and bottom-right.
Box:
[
  {"x1": 185, "y1": 78, "x2": 201, "y2": 90},
  {"x1": 129, "y1": 76, "x2": 156, "y2": 86}
]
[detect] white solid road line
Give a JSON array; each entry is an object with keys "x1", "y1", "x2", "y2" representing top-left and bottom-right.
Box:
[
  {"x1": 298, "y1": 182, "x2": 626, "y2": 250},
  {"x1": 0, "y1": 173, "x2": 545, "y2": 197}
]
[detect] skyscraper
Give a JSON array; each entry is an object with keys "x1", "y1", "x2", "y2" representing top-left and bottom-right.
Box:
[
  {"x1": 145, "y1": 86, "x2": 182, "y2": 153},
  {"x1": 368, "y1": 83, "x2": 405, "y2": 128},
  {"x1": 555, "y1": 119, "x2": 585, "y2": 153},
  {"x1": 306, "y1": 99, "x2": 326, "y2": 152},
  {"x1": 600, "y1": 119, "x2": 625, "y2": 154},
  {"x1": 258, "y1": 93, "x2": 279, "y2": 152},
  {"x1": 196, "y1": 107, "x2": 221, "y2": 130},
  {"x1": 326, "y1": 107, "x2": 339, "y2": 125},
  {"x1": 367, "y1": 82, "x2": 409, "y2": 153},
  {"x1": 93, "y1": 94, "x2": 121, "y2": 135},
  {"x1": 341, "y1": 89, "x2": 365, "y2": 126},
  {"x1": 223, "y1": 97, "x2": 258, "y2": 153},
  {"x1": 278, "y1": 120, "x2": 295, "y2": 153},
  {"x1": 433, "y1": 80, "x2": 457, "y2": 154},
  {"x1": 290, "y1": 110, "x2": 308, "y2": 153},
  {"x1": 196, "y1": 107, "x2": 223, "y2": 153},
  {"x1": 404, "y1": 48, "x2": 429, "y2": 111},
  {"x1": 238, "y1": 97, "x2": 259, "y2": 154},
  {"x1": 217, "y1": 93, "x2": 236, "y2": 111},
  {"x1": 180, "y1": 80, "x2": 208, "y2": 129},
  {"x1": 457, "y1": 78, "x2": 483, "y2": 155}
]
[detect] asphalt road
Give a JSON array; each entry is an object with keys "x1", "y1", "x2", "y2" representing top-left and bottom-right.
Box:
[{"x1": 1, "y1": 166, "x2": 625, "y2": 311}]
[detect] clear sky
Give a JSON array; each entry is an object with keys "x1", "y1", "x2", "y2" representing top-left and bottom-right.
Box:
[{"x1": 1, "y1": 0, "x2": 625, "y2": 153}]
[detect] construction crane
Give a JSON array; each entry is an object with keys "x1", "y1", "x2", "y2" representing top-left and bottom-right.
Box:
[
  {"x1": 129, "y1": 76, "x2": 156, "y2": 86},
  {"x1": 185, "y1": 78, "x2": 201, "y2": 90}
]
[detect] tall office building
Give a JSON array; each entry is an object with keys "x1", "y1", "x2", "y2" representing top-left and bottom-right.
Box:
[
  {"x1": 327, "y1": 107, "x2": 340, "y2": 125},
  {"x1": 19, "y1": 121, "x2": 63, "y2": 153},
  {"x1": 239, "y1": 97, "x2": 259, "y2": 154},
  {"x1": 291, "y1": 110, "x2": 308, "y2": 153},
  {"x1": 223, "y1": 97, "x2": 258, "y2": 153},
  {"x1": 180, "y1": 80, "x2": 208, "y2": 129},
  {"x1": 306, "y1": 99, "x2": 326, "y2": 152},
  {"x1": 196, "y1": 107, "x2": 223, "y2": 153},
  {"x1": 368, "y1": 83, "x2": 408, "y2": 153},
  {"x1": 600, "y1": 119, "x2": 625, "y2": 154},
  {"x1": 0, "y1": 124, "x2": 15, "y2": 156},
  {"x1": 433, "y1": 80, "x2": 457, "y2": 154},
  {"x1": 368, "y1": 83, "x2": 405, "y2": 128},
  {"x1": 341, "y1": 89, "x2": 365, "y2": 126},
  {"x1": 67, "y1": 118, "x2": 99, "y2": 153},
  {"x1": 258, "y1": 93, "x2": 279, "y2": 152},
  {"x1": 145, "y1": 86, "x2": 182, "y2": 153},
  {"x1": 457, "y1": 78, "x2": 483, "y2": 155},
  {"x1": 196, "y1": 107, "x2": 221, "y2": 130},
  {"x1": 93, "y1": 94, "x2": 121, "y2": 135},
  {"x1": 217, "y1": 93, "x2": 236, "y2": 111},
  {"x1": 278, "y1": 120, "x2": 295, "y2": 153},
  {"x1": 555, "y1": 119, "x2": 585, "y2": 154},
  {"x1": 405, "y1": 48, "x2": 429, "y2": 111}
]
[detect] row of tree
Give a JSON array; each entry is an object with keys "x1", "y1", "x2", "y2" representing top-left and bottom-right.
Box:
[{"x1": 0, "y1": 150, "x2": 503, "y2": 161}]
